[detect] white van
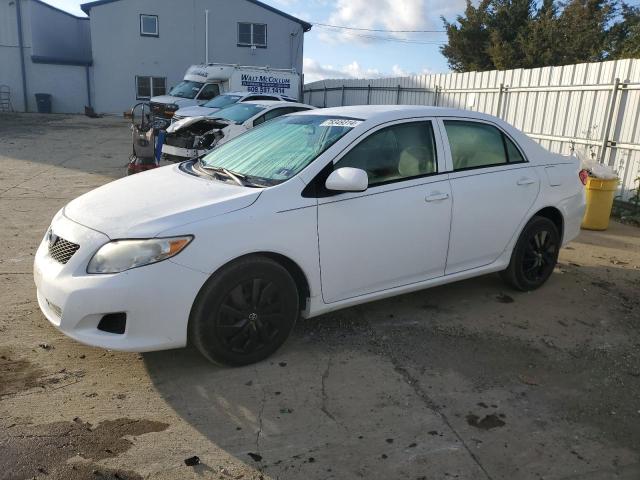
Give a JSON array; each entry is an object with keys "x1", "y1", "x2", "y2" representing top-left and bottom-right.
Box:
[{"x1": 150, "y1": 64, "x2": 301, "y2": 129}]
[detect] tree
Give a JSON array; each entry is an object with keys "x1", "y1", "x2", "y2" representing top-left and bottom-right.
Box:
[
  {"x1": 557, "y1": 0, "x2": 616, "y2": 64},
  {"x1": 519, "y1": 0, "x2": 564, "y2": 68},
  {"x1": 607, "y1": 2, "x2": 640, "y2": 59},
  {"x1": 441, "y1": 0, "x2": 634, "y2": 72},
  {"x1": 486, "y1": 0, "x2": 536, "y2": 69},
  {"x1": 441, "y1": 0, "x2": 494, "y2": 72}
]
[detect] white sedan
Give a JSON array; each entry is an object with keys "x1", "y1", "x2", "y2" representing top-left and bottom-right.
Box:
[{"x1": 34, "y1": 106, "x2": 586, "y2": 365}]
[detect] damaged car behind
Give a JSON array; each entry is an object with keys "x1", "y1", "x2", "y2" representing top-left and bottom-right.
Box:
[
  {"x1": 171, "y1": 91, "x2": 299, "y2": 122},
  {"x1": 162, "y1": 101, "x2": 315, "y2": 162}
]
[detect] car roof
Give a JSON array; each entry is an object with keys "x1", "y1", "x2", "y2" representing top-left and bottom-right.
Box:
[
  {"x1": 241, "y1": 100, "x2": 314, "y2": 108},
  {"x1": 223, "y1": 91, "x2": 290, "y2": 99},
  {"x1": 300, "y1": 105, "x2": 507, "y2": 122}
]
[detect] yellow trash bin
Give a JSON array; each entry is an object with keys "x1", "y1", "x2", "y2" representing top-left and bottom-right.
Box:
[{"x1": 581, "y1": 177, "x2": 619, "y2": 231}]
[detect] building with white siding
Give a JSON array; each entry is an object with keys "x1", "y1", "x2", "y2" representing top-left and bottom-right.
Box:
[
  {"x1": 0, "y1": 0, "x2": 310, "y2": 113},
  {"x1": 0, "y1": 0, "x2": 92, "y2": 113}
]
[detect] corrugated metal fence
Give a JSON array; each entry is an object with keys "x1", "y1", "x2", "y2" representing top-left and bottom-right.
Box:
[{"x1": 303, "y1": 59, "x2": 640, "y2": 201}]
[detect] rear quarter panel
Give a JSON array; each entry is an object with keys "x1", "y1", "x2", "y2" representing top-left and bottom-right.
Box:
[{"x1": 534, "y1": 154, "x2": 585, "y2": 245}]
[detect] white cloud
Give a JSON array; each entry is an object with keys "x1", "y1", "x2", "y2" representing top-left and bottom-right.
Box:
[
  {"x1": 319, "y1": 0, "x2": 426, "y2": 43},
  {"x1": 303, "y1": 58, "x2": 383, "y2": 82},
  {"x1": 304, "y1": 58, "x2": 435, "y2": 82},
  {"x1": 315, "y1": 0, "x2": 466, "y2": 45},
  {"x1": 40, "y1": 0, "x2": 86, "y2": 16},
  {"x1": 391, "y1": 65, "x2": 409, "y2": 76}
]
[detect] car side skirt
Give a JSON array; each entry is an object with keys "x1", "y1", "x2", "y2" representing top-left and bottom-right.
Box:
[{"x1": 305, "y1": 248, "x2": 512, "y2": 318}]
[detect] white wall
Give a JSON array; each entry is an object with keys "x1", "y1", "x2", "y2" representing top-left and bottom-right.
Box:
[
  {"x1": 0, "y1": 0, "x2": 91, "y2": 113},
  {"x1": 0, "y1": 0, "x2": 28, "y2": 111}
]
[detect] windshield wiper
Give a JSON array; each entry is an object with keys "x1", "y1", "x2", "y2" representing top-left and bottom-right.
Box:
[
  {"x1": 196, "y1": 159, "x2": 268, "y2": 188},
  {"x1": 220, "y1": 168, "x2": 245, "y2": 187},
  {"x1": 199, "y1": 164, "x2": 247, "y2": 187}
]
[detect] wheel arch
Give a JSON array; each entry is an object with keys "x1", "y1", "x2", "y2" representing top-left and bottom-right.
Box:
[
  {"x1": 192, "y1": 251, "x2": 312, "y2": 313},
  {"x1": 531, "y1": 206, "x2": 564, "y2": 243},
  {"x1": 254, "y1": 251, "x2": 311, "y2": 308}
]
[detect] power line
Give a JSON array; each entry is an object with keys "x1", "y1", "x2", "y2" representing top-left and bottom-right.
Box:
[
  {"x1": 344, "y1": 34, "x2": 446, "y2": 44},
  {"x1": 313, "y1": 22, "x2": 446, "y2": 34},
  {"x1": 315, "y1": 30, "x2": 446, "y2": 45}
]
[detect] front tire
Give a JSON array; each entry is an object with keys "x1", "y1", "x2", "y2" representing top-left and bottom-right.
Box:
[
  {"x1": 189, "y1": 255, "x2": 299, "y2": 366},
  {"x1": 501, "y1": 216, "x2": 560, "y2": 291}
]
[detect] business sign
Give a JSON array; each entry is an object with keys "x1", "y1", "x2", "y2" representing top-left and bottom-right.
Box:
[{"x1": 241, "y1": 74, "x2": 291, "y2": 95}]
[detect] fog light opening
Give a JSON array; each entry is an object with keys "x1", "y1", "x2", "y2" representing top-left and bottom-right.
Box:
[{"x1": 97, "y1": 313, "x2": 127, "y2": 334}]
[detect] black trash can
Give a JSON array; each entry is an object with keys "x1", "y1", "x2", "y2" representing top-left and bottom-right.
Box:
[{"x1": 35, "y1": 93, "x2": 52, "y2": 113}]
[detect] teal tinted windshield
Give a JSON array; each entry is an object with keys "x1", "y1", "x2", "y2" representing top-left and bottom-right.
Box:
[
  {"x1": 212, "y1": 103, "x2": 266, "y2": 123},
  {"x1": 201, "y1": 115, "x2": 360, "y2": 184},
  {"x1": 203, "y1": 94, "x2": 243, "y2": 108}
]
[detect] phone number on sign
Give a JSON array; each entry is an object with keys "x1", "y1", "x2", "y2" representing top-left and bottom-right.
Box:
[{"x1": 247, "y1": 86, "x2": 287, "y2": 94}]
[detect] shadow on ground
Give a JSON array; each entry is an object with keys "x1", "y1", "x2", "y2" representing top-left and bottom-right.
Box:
[{"x1": 144, "y1": 260, "x2": 640, "y2": 479}]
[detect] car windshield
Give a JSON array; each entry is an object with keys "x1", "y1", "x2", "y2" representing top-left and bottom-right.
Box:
[
  {"x1": 169, "y1": 81, "x2": 204, "y2": 99},
  {"x1": 211, "y1": 103, "x2": 267, "y2": 123},
  {"x1": 201, "y1": 115, "x2": 360, "y2": 184},
  {"x1": 203, "y1": 94, "x2": 243, "y2": 109}
]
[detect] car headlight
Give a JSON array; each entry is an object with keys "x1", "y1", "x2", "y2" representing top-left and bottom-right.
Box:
[{"x1": 87, "y1": 236, "x2": 193, "y2": 274}]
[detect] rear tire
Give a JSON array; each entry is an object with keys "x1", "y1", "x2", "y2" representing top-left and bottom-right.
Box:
[
  {"x1": 189, "y1": 255, "x2": 299, "y2": 366},
  {"x1": 501, "y1": 216, "x2": 560, "y2": 291}
]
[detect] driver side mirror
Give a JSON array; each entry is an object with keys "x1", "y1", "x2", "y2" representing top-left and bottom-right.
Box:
[{"x1": 325, "y1": 167, "x2": 368, "y2": 192}]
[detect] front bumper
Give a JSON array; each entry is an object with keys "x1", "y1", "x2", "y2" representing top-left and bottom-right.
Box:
[
  {"x1": 33, "y1": 213, "x2": 208, "y2": 352},
  {"x1": 161, "y1": 144, "x2": 207, "y2": 160}
]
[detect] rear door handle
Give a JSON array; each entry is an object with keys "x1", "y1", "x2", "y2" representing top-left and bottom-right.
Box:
[
  {"x1": 517, "y1": 177, "x2": 537, "y2": 186},
  {"x1": 425, "y1": 192, "x2": 450, "y2": 202}
]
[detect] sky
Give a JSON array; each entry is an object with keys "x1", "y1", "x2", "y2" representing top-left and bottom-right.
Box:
[{"x1": 43, "y1": 0, "x2": 465, "y2": 82}]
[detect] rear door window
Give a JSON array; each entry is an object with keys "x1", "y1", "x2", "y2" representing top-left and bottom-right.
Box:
[
  {"x1": 253, "y1": 107, "x2": 300, "y2": 126},
  {"x1": 444, "y1": 120, "x2": 526, "y2": 171}
]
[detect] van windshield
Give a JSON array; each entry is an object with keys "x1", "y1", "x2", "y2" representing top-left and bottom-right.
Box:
[
  {"x1": 201, "y1": 115, "x2": 360, "y2": 184},
  {"x1": 169, "y1": 81, "x2": 204, "y2": 99},
  {"x1": 203, "y1": 94, "x2": 243, "y2": 109}
]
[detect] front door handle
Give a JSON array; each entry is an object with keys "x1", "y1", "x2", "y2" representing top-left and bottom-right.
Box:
[
  {"x1": 517, "y1": 177, "x2": 537, "y2": 186},
  {"x1": 425, "y1": 192, "x2": 450, "y2": 202}
]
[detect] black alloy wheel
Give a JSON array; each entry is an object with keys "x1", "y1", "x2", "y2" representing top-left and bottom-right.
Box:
[
  {"x1": 501, "y1": 216, "x2": 560, "y2": 291},
  {"x1": 217, "y1": 278, "x2": 284, "y2": 355},
  {"x1": 522, "y1": 229, "x2": 557, "y2": 283},
  {"x1": 190, "y1": 255, "x2": 299, "y2": 366}
]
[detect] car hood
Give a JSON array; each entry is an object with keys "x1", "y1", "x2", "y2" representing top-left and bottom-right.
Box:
[
  {"x1": 175, "y1": 105, "x2": 219, "y2": 117},
  {"x1": 166, "y1": 116, "x2": 233, "y2": 133},
  {"x1": 63, "y1": 164, "x2": 261, "y2": 239}
]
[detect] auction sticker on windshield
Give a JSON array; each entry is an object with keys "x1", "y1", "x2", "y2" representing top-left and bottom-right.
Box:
[{"x1": 320, "y1": 119, "x2": 363, "y2": 128}]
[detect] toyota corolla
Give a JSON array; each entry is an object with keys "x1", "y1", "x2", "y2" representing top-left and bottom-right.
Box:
[{"x1": 34, "y1": 106, "x2": 586, "y2": 366}]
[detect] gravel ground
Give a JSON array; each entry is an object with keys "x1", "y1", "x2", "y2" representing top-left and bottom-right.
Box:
[{"x1": 1, "y1": 113, "x2": 639, "y2": 480}]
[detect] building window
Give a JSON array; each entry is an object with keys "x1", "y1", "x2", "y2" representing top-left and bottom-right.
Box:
[
  {"x1": 238, "y1": 22, "x2": 267, "y2": 47},
  {"x1": 136, "y1": 76, "x2": 166, "y2": 99},
  {"x1": 140, "y1": 14, "x2": 158, "y2": 37}
]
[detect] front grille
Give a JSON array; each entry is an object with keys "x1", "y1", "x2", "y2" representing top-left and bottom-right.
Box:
[{"x1": 48, "y1": 236, "x2": 80, "y2": 264}]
